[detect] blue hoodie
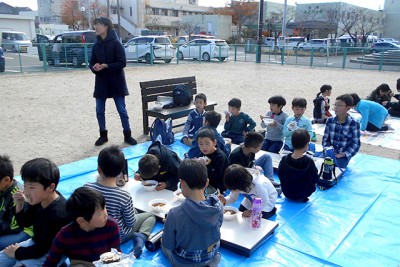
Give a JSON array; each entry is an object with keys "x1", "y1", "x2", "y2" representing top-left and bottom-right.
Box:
[{"x1": 162, "y1": 196, "x2": 223, "y2": 263}]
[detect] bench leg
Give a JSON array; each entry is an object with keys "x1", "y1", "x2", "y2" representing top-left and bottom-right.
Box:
[{"x1": 143, "y1": 114, "x2": 149, "y2": 135}]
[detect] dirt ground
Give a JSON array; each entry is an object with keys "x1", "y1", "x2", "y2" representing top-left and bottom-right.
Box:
[{"x1": 1, "y1": 62, "x2": 399, "y2": 176}]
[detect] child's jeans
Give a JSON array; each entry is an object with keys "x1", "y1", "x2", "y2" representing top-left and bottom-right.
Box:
[
  {"x1": 221, "y1": 131, "x2": 244, "y2": 145},
  {"x1": 0, "y1": 231, "x2": 30, "y2": 251},
  {"x1": 0, "y1": 238, "x2": 48, "y2": 267},
  {"x1": 254, "y1": 154, "x2": 274, "y2": 179},
  {"x1": 261, "y1": 139, "x2": 283, "y2": 154},
  {"x1": 162, "y1": 245, "x2": 221, "y2": 267}
]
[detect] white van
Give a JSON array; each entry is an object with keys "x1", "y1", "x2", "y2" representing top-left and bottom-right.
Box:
[
  {"x1": 0, "y1": 31, "x2": 32, "y2": 53},
  {"x1": 278, "y1": 36, "x2": 305, "y2": 51}
]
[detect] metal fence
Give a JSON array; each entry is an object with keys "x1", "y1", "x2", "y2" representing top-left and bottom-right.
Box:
[{"x1": 1, "y1": 43, "x2": 399, "y2": 74}]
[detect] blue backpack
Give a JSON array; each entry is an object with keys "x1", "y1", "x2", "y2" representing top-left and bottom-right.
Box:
[{"x1": 150, "y1": 118, "x2": 174, "y2": 145}]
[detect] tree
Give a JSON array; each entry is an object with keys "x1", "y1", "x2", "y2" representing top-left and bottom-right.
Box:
[
  {"x1": 172, "y1": 20, "x2": 199, "y2": 36},
  {"x1": 60, "y1": 0, "x2": 82, "y2": 30},
  {"x1": 89, "y1": 1, "x2": 108, "y2": 27},
  {"x1": 337, "y1": 7, "x2": 382, "y2": 47},
  {"x1": 265, "y1": 6, "x2": 295, "y2": 45},
  {"x1": 216, "y1": 0, "x2": 259, "y2": 43}
]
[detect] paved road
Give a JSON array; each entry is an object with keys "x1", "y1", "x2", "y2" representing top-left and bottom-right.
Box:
[{"x1": 2, "y1": 48, "x2": 399, "y2": 74}]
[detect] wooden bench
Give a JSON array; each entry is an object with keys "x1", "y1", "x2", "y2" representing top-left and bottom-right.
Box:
[{"x1": 140, "y1": 76, "x2": 217, "y2": 135}]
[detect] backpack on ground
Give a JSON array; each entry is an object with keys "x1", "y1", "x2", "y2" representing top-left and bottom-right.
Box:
[
  {"x1": 173, "y1": 84, "x2": 193, "y2": 106},
  {"x1": 150, "y1": 118, "x2": 174, "y2": 145}
]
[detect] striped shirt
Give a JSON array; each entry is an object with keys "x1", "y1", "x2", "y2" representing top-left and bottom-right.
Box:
[
  {"x1": 322, "y1": 115, "x2": 361, "y2": 159},
  {"x1": 43, "y1": 218, "x2": 120, "y2": 266},
  {"x1": 85, "y1": 182, "x2": 136, "y2": 241}
]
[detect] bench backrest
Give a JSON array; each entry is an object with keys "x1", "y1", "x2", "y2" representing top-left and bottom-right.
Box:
[{"x1": 140, "y1": 76, "x2": 197, "y2": 110}]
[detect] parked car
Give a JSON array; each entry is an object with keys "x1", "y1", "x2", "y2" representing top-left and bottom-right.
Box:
[
  {"x1": 296, "y1": 39, "x2": 328, "y2": 52},
  {"x1": 377, "y1": 38, "x2": 398, "y2": 43},
  {"x1": 178, "y1": 36, "x2": 189, "y2": 44},
  {"x1": 124, "y1": 35, "x2": 174, "y2": 63},
  {"x1": 31, "y1": 34, "x2": 54, "y2": 47},
  {"x1": 370, "y1": 42, "x2": 400, "y2": 53},
  {"x1": 0, "y1": 46, "x2": 5, "y2": 72},
  {"x1": 0, "y1": 31, "x2": 32, "y2": 53},
  {"x1": 177, "y1": 39, "x2": 229, "y2": 61},
  {"x1": 277, "y1": 36, "x2": 305, "y2": 51},
  {"x1": 38, "y1": 31, "x2": 96, "y2": 67}
]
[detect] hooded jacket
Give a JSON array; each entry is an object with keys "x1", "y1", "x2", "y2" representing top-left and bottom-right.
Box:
[
  {"x1": 162, "y1": 196, "x2": 223, "y2": 263},
  {"x1": 278, "y1": 154, "x2": 318, "y2": 201},
  {"x1": 90, "y1": 29, "x2": 128, "y2": 99},
  {"x1": 0, "y1": 180, "x2": 26, "y2": 235}
]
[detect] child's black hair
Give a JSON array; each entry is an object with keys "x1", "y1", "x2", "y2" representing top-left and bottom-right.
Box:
[
  {"x1": 244, "y1": 132, "x2": 264, "y2": 149},
  {"x1": 196, "y1": 127, "x2": 216, "y2": 142},
  {"x1": 195, "y1": 93, "x2": 207, "y2": 103},
  {"x1": 336, "y1": 94, "x2": 354, "y2": 107},
  {"x1": 291, "y1": 128, "x2": 310, "y2": 150},
  {"x1": 350, "y1": 93, "x2": 361, "y2": 106},
  {"x1": 20, "y1": 158, "x2": 60, "y2": 190},
  {"x1": 223, "y1": 164, "x2": 252, "y2": 193},
  {"x1": 228, "y1": 98, "x2": 242, "y2": 109},
  {"x1": 317, "y1": 84, "x2": 332, "y2": 97},
  {"x1": 0, "y1": 155, "x2": 14, "y2": 181},
  {"x1": 138, "y1": 154, "x2": 160, "y2": 179},
  {"x1": 67, "y1": 187, "x2": 105, "y2": 222},
  {"x1": 292, "y1": 97, "x2": 307, "y2": 108},
  {"x1": 98, "y1": 145, "x2": 125, "y2": 178},
  {"x1": 268, "y1": 95, "x2": 286, "y2": 107},
  {"x1": 204, "y1": 111, "x2": 222, "y2": 128},
  {"x1": 179, "y1": 159, "x2": 208, "y2": 189},
  {"x1": 376, "y1": 83, "x2": 391, "y2": 93}
]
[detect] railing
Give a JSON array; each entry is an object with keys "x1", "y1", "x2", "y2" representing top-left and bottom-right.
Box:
[{"x1": 1, "y1": 43, "x2": 400, "y2": 74}]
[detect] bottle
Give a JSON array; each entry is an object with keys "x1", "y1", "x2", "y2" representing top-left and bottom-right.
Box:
[
  {"x1": 322, "y1": 157, "x2": 334, "y2": 180},
  {"x1": 145, "y1": 229, "x2": 163, "y2": 252},
  {"x1": 251, "y1": 197, "x2": 263, "y2": 229}
]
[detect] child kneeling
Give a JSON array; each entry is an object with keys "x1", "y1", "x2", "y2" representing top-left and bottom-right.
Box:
[
  {"x1": 162, "y1": 159, "x2": 223, "y2": 267},
  {"x1": 219, "y1": 164, "x2": 278, "y2": 219}
]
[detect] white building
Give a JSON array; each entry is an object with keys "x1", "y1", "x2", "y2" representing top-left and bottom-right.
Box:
[{"x1": 383, "y1": 0, "x2": 400, "y2": 39}]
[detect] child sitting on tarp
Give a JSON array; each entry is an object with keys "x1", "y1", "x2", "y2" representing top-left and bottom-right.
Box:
[
  {"x1": 134, "y1": 141, "x2": 181, "y2": 191},
  {"x1": 367, "y1": 83, "x2": 392, "y2": 106},
  {"x1": 385, "y1": 78, "x2": 400, "y2": 117},
  {"x1": 181, "y1": 93, "x2": 207, "y2": 147},
  {"x1": 313, "y1": 84, "x2": 332, "y2": 124},
  {"x1": 222, "y1": 97, "x2": 256, "y2": 144},
  {"x1": 162, "y1": 159, "x2": 223, "y2": 267},
  {"x1": 219, "y1": 164, "x2": 278, "y2": 219},
  {"x1": 187, "y1": 111, "x2": 230, "y2": 158},
  {"x1": 278, "y1": 128, "x2": 319, "y2": 203}
]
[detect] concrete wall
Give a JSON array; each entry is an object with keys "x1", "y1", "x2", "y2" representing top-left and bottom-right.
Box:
[
  {"x1": 383, "y1": 0, "x2": 400, "y2": 39},
  {"x1": 181, "y1": 14, "x2": 231, "y2": 40},
  {"x1": 0, "y1": 14, "x2": 36, "y2": 39}
]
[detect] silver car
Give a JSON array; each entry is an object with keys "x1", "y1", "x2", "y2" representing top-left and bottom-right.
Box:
[
  {"x1": 124, "y1": 35, "x2": 174, "y2": 64},
  {"x1": 177, "y1": 39, "x2": 229, "y2": 61},
  {"x1": 296, "y1": 39, "x2": 328, "y2": 53}
]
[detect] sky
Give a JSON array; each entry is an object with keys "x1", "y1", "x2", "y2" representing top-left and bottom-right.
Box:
[{"x1": 3, "y1": 0, "x2": 385, "y2": 11}]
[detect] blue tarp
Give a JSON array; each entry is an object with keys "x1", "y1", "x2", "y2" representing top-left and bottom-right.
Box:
[{"x1": 17, "y1": 135, "x2": 400, "y2": 266}]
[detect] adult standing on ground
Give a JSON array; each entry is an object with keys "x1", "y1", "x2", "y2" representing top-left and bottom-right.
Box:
[{"x1": 90, "y1": 17, "x2": 137, "y2": 146}]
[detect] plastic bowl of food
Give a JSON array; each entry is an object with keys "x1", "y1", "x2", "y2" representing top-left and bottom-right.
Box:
[
  {"x1": 263, "y1": 117, "x2": 274, "y2": 125},
  {"x1": 141, "y1": 180, "x2": 158, "y2": 192},
  {"x1": 148, "y1": 199, "x2": 168, "y2": 213},
  {"x1": 174, "y1": 190, "x2": 185, "y2": 202},
  {"x1": 223, "y1": 206, "x2": 239, "y2": 221}
]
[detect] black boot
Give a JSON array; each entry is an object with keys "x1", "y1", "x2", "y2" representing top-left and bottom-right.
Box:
[
  {"x1": 95, "y1": 130, "x2": 108, "y2": 146},
  {"x1": 123, "y1": 130, "x2": 137, "y2": 145}
]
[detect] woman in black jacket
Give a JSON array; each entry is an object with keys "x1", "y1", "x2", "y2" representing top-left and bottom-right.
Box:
[{"x1": 90, "y1": 17, "x2": 137, "y2": 146}]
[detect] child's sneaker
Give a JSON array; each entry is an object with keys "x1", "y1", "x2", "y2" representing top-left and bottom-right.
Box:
[
  {"x1": 133, "y1": 233, "x2": 147, "y2": 258},
  {"x1": 311, "y1": 131, "x2": 317, "y2": 142}
]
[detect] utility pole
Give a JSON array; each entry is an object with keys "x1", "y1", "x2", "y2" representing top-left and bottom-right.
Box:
[
  {"x1": 107, "y1": 0, "x2": 110, "y2": 17},
  {"x1": 117, "y1": 0, "x2": 121, "y2": 40},
  {"x1": 256, "y1": 0, "x2": 264, "y2": 63},
  {"x1": 282, "y1": 0, "x2": 287, "y2": 38},
  {"x1": 88, "y1": 0, "x2": 92, "y2": 30}
]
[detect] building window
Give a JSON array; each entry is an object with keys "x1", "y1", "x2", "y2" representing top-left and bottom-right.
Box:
[
  {"x1": 161, "y1": 9, "x2": 168, "y2": 16},
  {"x1": 172, "y1": 10, "x2": 178, "y2": 17},
  {"x1": 183, "y1": 11, "x2": 187, "y2": 15},
  {"x1": 153, "y1": 8, "x2": 159, "y2": 15}
]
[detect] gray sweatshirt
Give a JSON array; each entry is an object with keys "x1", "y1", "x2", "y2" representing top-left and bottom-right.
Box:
[{"x1": 260, "y1": 111, "x2": 288, "y2": 141}]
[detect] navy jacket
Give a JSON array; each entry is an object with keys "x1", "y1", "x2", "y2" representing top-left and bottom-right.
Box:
[{"x1": 90, "y1": 30, "x2": 129, "y2": 99}]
